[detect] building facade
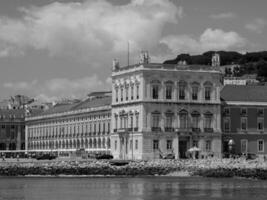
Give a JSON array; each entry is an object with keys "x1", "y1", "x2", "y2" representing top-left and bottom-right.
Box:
[
  {"x1": 25, "y1": 92, "x2": 111, "y2": 155},
  {"x1": 0, "y1": 109, "x2": 25, "y2": 151},
  {"x1": 111, "y1": 56, "x2": 223, "y2": 160},
  {"x1": 221, "y1": 85, "x2": 267, "y2": 157}
]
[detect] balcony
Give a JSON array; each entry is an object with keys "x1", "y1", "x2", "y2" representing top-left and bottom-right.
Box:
[
  {"x1": 204, "y1": 128, "x2": 213, "y2": 133},
  {"x1": 165, "y1": 127, "x2": 174, "y2": 132},
  {"x1": 152, "y1": 127, "x2": 162, "y2": 132},
  {"x1": 192, "y1": 128, "x2": 201, "y2": 133}
]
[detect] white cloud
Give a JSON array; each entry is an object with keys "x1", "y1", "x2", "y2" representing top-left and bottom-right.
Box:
[
  {"x1": 245, "y1": 18, "x2": 267, "y2": 34},
  {"x1": 160, "y1": 28, "x2": 247, "y2": 54},
  {"x1": 0, "y1": 0, "x2": 181, "y2": 64},
  {"x1": 3, "y1": 75, "x2": 111, "y2": 101},
  {"x1": 210, "y1": 12, "x2": 236, "y2": 20}
]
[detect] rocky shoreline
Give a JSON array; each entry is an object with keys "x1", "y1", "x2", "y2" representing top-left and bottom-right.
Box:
[{"x1": 0, "y1": 158, "x2": 267, "y2": 180}]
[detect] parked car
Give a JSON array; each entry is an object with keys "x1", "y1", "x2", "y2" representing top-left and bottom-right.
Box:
[{"x1": 36, "y1": 154, "x2": 57, "y2": 160}]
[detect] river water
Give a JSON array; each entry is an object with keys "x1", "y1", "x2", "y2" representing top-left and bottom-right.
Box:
[{"x1": 0, "y1": 177, "x2": 266, "y2": 200}]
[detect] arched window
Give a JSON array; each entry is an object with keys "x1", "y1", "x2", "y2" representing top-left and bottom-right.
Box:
[
  {"x1": 178, "y1": 81, "x2": 187, "y2": 100},
  {"x1": 191, "y1": 111, "x2": 200, "y2": 130},
  {"x1": 204, "y1": 81, "x2": 212, "y2": 101},
  {"x1": 165, "y1": 110, "x2": 174, "y2": 131},
  {"x1": 165, "y1": 81, "x2": 173, "y2": 100},
  {"x1": 151, "y1": 80, "x2": 160, "y2": 99},
  {"x1": 191, "y1": 82, "x2": 200, "y2": 100},
  {"x1": 152, "y1": 111, "x2": 161, "y2": 131},
  {"x1": 179, "y1": 110, "x2": 188, "y2": 128}
]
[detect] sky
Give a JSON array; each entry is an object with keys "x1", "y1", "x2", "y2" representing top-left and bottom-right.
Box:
[{"x1": 0, "y1": 0, "x2": 267, "y2": 102}]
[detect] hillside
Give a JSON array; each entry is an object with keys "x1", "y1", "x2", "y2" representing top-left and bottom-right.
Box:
[{"x1": 163, "y1": 51, "x2": 267, "y2": 80}]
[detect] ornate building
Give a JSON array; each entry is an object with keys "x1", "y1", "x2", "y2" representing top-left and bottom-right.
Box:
[
  {"x1": 0, "y1": 109, "x2": 25, "y2": 151},
  {"x1": 221, "y1": 85, "x2": 267, "y2": 157},
  {"x1": 111, "y1": 53, "x2": 223, "y2": 160},
  {"x1": 25, "y1": 92, "x2": 111, "y2": 155}
]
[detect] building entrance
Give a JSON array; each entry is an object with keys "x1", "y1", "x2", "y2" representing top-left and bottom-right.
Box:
[{"x1": 179, "y1": 140, "x2": 187, "y2": 159}]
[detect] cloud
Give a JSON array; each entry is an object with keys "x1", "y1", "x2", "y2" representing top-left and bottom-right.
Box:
[
  {"x1": 0, "y1": 0, "x2": 181, "y2": 64},
  {"x1": 160, "y1": 28, "x2": 247, "y2": 54},
  {"x1": 245, "y1": 18, "x2": 266, "y2": 34},
  {"x1": 210, "y1": 12, "x2": 236, "y2": 20},
  {"x1": 3, "y1": 75, "x2": 111, "y2": 101}
]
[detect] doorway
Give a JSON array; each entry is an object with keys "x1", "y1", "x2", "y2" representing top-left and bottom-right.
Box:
[{"x1": 179, "y1": 140, "x2": 187, "y2": 159}]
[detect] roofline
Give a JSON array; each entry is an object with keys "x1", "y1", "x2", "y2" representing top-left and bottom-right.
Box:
[
  {"x1": 26, "y1": 105, "x2": 111, "y2": 122},
  {"x1": 224, "y1": 101, "x2": 267, "y2": 106}
]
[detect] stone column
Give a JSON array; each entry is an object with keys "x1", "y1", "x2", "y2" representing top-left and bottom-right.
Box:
[{"x1": 16, "y1": 125, "x2": 21, "y2": 150}]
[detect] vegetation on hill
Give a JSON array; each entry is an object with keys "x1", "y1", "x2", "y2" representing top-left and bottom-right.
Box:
[{"x1": 163, "y1": 51, "x2": 267, "y2": 81}]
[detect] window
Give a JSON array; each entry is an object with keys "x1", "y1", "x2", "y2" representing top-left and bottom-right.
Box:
[
  {"x1": 167, "y1": 140, "x2": 172, "y2": 150},
  {"x1": 241, "y1": 139, "x2": 248, "y2": 153},
  {"x1": 179, "y1": 111, "x2": 188, "y2": 129},
  {"x1": 135, "y1": 139, "x2": 138, "y2": 150},
  {"x1": 115, "y1": 115, "x2": 118, "y2": 129},
  {"x1": 135, "y1": 114, "x2": 139, "y2": 129},
  {"x1": 130, "y1": 139, "x2": 133, "y2": 150},
  {"x1": 1, "y1": 125, "x2": 5, "y2": 129},
  {"x1": 205, "y1": 87, "x2": 211, "y2": 100},
  {"x1": 120, "y1": 88, "x2": 123, "y2": 101},
  {"x1": 193, "y1": 140, "x2": 198, "y2": 147},
  {"x1": 192, "y1": 112, "x2": 200, "y2": 128},
  {"x1": 179, "y1": 84, "x2": 185, "y2": 100},
  {"x1": 125, "y1": 86, "x2": 129, "y2": 101},
  {"x1": 131, "y1": 85, "x2": 134, "y2": 100},
  {"x1": 204, "y1": 115, "x2": 212, "y2": 129},
  {"x1": 153, "y1": 140, "x2": 159, "y2": 150},
  {"x1": 258, "y1": 108, "x2": 264, "y2": 116},
  {"x1": 152, "y1": 114, "x2": 160, "y2": 128},
  {"x1": 224, "y1": 118, "x2": 230, "y2": 132},
  {"x1": 206, "y1": 140, "x2": 211, "y2": 151},
  {"x1": 152, "y1": 85, "x2": 159, "y2": 99},
  {"x1": 115, "y1": 140, "x2": 117, "y2": 151},
  {"x1": 192, "y1": 86, "x2": 198, "y2": 100},
  {"x1": 224, "y1": 108, "x2": 230, "y2": 115},
  {"x1": 115, "y1": 87, "x2": 118, "y2": 102},
  {"x1": 136, "y1": 85, "x2": 139, "y2": 99},
  {"x1": 241, "y1": 108, "x2": 247, "y2": 115},
  {"x1": 165, "y1": 114, "x2": 173, "y2": 128},
  {"x1": 258, "y1": 140, "x2": 264, "y2": 152},
  {"x1": 166, "y1": 85, "x2": 172, "y2": 99},
  {"x1": 130, "y1": 115, "x2": 133, "y2": 128},
  {"x1": 258, "y1": 118, "x2": 264, "y2": 130},
  {"x1": 241, "y1": 117, "x2": 247, "y2": 130}
]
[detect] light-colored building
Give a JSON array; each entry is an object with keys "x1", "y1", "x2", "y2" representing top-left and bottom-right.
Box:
[
  {"x1": 111, "y1": 53, "x2": 223, "y2": 160},
  {"x1": 25, "y1": 92, "x2": 111, "y2": 155}
]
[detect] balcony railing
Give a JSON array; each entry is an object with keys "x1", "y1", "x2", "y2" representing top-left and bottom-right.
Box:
[
  {"x1": 204, "y1": 128, "x2": 213, "y2": 133},
  {"x1": 192, "y1": 127, "x2": 201, "y2": 133},
  {"x1": 165, "y1": 127, "x2": 174, "y2": 132},
  {"x1": 152, "y1": 127, "x2": 162, "y2": 132}
]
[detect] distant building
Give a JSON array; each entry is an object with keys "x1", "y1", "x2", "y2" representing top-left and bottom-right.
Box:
[
  {"x1": 221, "y1": 85, "x2": 267, "y2": 157},
  {"x1": 25, "y1": 92, "x2": 111, "y2": 155},
  {"x1": 0, "y1": 109, "x2": 25, "y2": 151},
  {"x1": 224, "y1": 74, "x2": 259, "y2": 86},
  {"x1": 111, "y1": 52, "x2": 223, "y2": 160}
]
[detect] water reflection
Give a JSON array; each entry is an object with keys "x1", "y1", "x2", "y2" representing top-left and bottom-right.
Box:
[{"x1": 0, "y1": 177, "x2": 266, "y2": 200}]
